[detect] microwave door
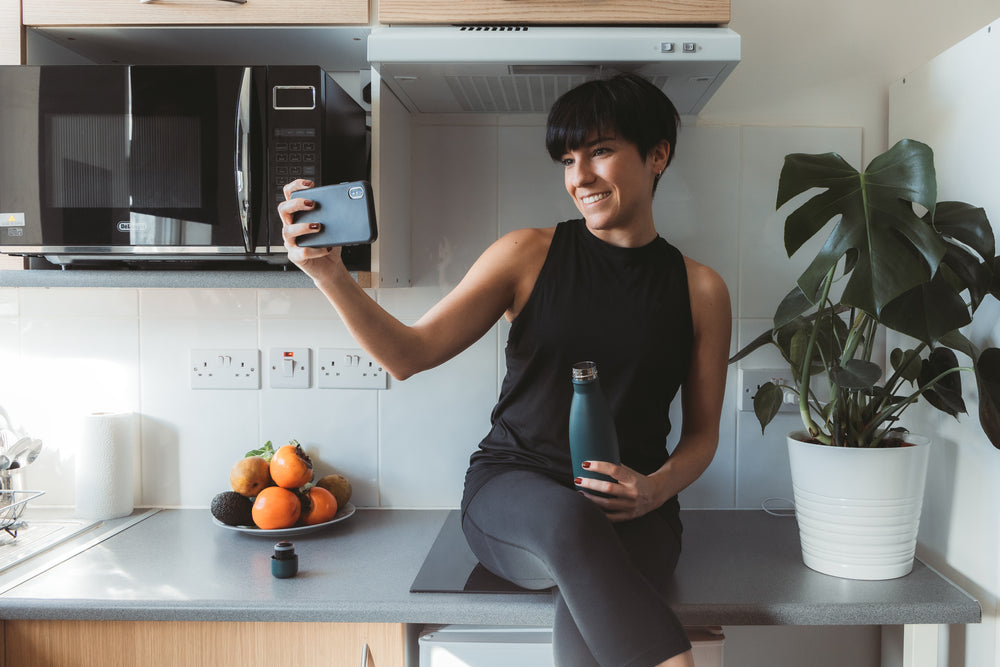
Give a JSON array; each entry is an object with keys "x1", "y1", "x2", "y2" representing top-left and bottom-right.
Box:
[
  {"x1": 26, "y1": 65, "x2": 252, "y2": 259},
  {"x1": 125, "y1": 66, "x2": 251, "y2": 256}
]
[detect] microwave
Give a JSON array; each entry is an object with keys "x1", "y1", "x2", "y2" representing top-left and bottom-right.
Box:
[{"x1": 0, "y1": 65, "x2": 370, "y2": 269}]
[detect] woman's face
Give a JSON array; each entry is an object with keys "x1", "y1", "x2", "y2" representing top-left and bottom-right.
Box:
[{"x1": 559, "y1": 133, "x2": 669, "y2": 237}]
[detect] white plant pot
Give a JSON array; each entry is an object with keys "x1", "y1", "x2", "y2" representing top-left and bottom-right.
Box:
[{"x1": 787, "y1": 431, "x2": 930, "y2": 580}]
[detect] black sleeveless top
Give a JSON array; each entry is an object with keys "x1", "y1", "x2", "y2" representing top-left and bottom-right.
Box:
[{"x1": 461, "y1": 219, "x2": 694, "y2": 526}]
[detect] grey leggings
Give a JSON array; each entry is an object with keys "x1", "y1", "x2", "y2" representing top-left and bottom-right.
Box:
[{"x1": 462, "y1": 469, "x2": 690, "y2": 667}]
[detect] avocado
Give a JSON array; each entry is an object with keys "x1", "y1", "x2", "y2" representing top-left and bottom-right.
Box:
[{"x1": 210, "y1": 491, "x2": 254, "y2": 527}]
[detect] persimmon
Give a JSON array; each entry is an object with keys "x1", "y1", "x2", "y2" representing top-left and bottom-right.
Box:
[
  {"x1": 299, "y1": 486, "x2": 338, "y2": 526},
  {"x1": 230, "y1": 456, "x2": 272, "y2": 497},
  {"x1": 269, "y1": 442, "x2": 313, "y2": 489},
  {"x1": 251, "y1": 486, "x2": 301, "y2": 530}
]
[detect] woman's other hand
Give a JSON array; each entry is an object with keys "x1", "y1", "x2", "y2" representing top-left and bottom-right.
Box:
[
  {"x1": 574, "y1": 460, "x2": 666, "y2": 522},
  {"x1": 277, "y1": 179, "x2": 344, "y2": 281}
]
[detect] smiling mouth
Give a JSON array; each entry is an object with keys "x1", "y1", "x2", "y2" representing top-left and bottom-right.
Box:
[{"x1": 581, "y1": 192, "x2": 610, "y2": 205}]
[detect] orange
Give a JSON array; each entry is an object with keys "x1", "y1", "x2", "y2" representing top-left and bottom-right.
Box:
[
  {"x1": 230, "y1": 456, "x2": 273, "y2": 497},
  {"x1": 269, "y1": 443, "x2": 313, "y2": 489},
  {"x1": 251, "y1": 486, "x2": 301, "y2": 530},
  {"x1": 299, "y1": 486, "x2": 338, "y2": 526}
]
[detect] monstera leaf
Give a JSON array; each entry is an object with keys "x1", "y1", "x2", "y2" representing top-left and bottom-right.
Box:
[{"x1": 776, "y1": 139, "x2": 947, "y2": 317}]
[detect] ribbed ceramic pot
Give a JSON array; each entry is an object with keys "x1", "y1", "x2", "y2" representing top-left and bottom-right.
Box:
[{"x1": 787, "y1": 431, "x2": 930, "y2": 580}]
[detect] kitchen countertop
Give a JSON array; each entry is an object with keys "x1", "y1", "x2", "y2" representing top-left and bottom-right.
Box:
[
  {"x1": 0, "y1": 508, "x2": 981, "y2": 627},
  {"x1": 0, "y1": 269, "x2": 315, "y2": 289}
]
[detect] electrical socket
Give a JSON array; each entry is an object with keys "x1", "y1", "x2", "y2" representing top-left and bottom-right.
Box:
[
  {"x1": 317, "y1": 348, "x2": 387, "y2": 389},
  {"x1": 268, "y1": 347, "x2": 311, "y2": 389},
  {"x1": 739, "y1": 368, "x2": 796, "y2": 413},
  {"x1": 191, "y1": 349, "x2": 260, "y2": 390}
]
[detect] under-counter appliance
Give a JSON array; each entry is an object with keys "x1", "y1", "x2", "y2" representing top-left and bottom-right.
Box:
[{"x1": 0, "y1": 65, "x2": 369, "y2": 268}]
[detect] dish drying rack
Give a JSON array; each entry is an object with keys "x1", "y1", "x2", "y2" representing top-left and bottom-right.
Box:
[{"x1": 0, "y1": 490, "x2": 45, "y2": 538}]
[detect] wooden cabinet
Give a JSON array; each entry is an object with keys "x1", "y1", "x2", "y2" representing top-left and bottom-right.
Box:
[
  {"x1": 22, "y1": 0, "x2": 369, "y2": 27},
  {"x1": 3, "y1": 620, "x2": 406, "y2": 667},
  {"x1": 378, "y1": 0, "x2": 729, "y2": 26},
  {"x1": 0, "y1": 0, "x2": 21, "y2": 65}
]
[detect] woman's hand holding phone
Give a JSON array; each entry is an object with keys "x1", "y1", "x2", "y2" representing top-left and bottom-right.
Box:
[{"x1": 277, "y1": 179, "x2": 344, "y2": 280}]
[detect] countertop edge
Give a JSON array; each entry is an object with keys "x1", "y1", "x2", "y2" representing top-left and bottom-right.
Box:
[{"x1": 0, "y1": 509, "x2": 983, "y2": 628}]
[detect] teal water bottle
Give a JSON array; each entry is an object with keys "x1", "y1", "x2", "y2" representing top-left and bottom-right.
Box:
[{"x1": 569, "y1": 361, "x2": 621, "y2": 493}]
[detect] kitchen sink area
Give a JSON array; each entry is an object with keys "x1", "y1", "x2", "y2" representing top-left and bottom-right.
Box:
[{"x1": 0, "y1": 506, "x2": 159, "y2": 594}]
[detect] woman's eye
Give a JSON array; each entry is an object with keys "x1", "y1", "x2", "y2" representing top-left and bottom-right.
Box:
[
  {"x1": 561, "y1": 158, "x2": 575, "y2": 167},
  {"x1": 593, "y1": 147, "x2": 610, "y2": 156}
]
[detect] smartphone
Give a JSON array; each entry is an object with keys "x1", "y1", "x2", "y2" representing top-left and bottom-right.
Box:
[{"x1": 291, "y1": 181, "x2": 377, "y2": 248}]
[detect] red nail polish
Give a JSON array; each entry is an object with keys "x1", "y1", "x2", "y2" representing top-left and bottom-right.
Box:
[
  {"x1": 574, "y1": 477, "x2": 582, "y2": 485},
  {"x1": 308, "y1": 223, "x2": 321, "y2": 230},
  {"x1": 304, "y1": 200, "x2": 315, "y2": 208},
  {"x1": 582, "y1": 461, "x2": 591, "y2": 469}
]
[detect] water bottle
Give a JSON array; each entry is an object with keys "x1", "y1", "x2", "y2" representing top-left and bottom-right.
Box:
[{"x1": 568, "y1": 361, "x2": 621, "y2": 493}]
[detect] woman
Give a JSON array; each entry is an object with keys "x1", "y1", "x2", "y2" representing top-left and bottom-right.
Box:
[{"x1": 279, "y1": 73, "x2": 731, "y2": 667}]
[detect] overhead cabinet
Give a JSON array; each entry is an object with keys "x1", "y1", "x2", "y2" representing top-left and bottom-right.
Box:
[
  {"x1": 378, "y1": 0, "x2": 729, "y2": 25},
  {"x1": 22, "y1": 0, "x2": 369, "y2": 26}
]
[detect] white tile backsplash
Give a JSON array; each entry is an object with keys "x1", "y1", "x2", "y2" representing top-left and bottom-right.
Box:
[
  {"x1": 378, "y1": 319, "x2": 499, "y2": 508},
  {"x1": 410, "y1": 124, "x2": 499, "y2": 290},
  {"x1": 0, "y1": 287, "x2": 17, "y2": 318},
  {"x1": 656, "y1": 125, "x2": 741, "y2": 315},
  {"x1": 0, "y1": 123, "x2": 867, "y2": 511},
  {"x1": 19, "y1": 286, "x2": 138, "y2": 319},
  {"x1": 140, "y1": 288, "x2": 257, "y2": 320}
]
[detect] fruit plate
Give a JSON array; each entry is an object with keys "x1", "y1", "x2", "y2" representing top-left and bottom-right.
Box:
[{"x1": 212, "y1": 502, "x2": 356, "y2": 538}]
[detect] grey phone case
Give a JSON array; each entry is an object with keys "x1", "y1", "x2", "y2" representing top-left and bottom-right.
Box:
[{"x1": 291, "y1": 181, "x2": 377, "y2": 248}]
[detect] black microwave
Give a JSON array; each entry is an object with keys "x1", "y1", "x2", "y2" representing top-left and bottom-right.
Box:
[{"x1": 0, "y1": 65, "x2": 370, "y2": 269}]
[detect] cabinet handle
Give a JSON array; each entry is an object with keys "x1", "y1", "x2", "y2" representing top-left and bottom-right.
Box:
[
  {"x1": 360, "y1": 642, "x2": 373, "y2": 667},
  {"x1": 139, "y1": 0, "x2": 248, "y2": 4}
]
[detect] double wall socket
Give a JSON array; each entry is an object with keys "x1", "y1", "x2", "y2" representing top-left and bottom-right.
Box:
[
  {"x1": 739, "y1": 368, "x2": 796, "y2": 413},
  {"x1": 191, "y1": 349, "x2": 260, "y2": 390},
  {"x1": 317, "y1": 348, "x2": 387, "y2": 389}
]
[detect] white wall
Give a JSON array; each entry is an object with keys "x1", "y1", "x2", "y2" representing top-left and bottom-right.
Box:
[{"x1": 888, "y1": 19, "x2": 1000, "y2": 667}]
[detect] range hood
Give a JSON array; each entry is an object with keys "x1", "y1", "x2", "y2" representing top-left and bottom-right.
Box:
[{"x1": 367, "y1": 26, "x2": 740, "y2": 115}]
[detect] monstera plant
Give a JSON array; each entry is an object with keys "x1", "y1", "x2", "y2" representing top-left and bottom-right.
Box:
[{"x1": 732, "y1": 139, "x2": 1000, "y2": 449}]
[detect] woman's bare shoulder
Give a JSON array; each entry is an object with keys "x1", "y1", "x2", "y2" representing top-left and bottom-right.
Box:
[
  {"x1": 499, "y1": 226, "x2": 556, "y2": 251},
  {"x1": 682, "y1": 256, "x2": 731, "y2": 325}
]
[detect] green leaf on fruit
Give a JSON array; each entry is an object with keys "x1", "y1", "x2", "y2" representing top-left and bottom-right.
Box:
[{"x1": 245, "y1": 441, "x2": 276, "y2": 461}]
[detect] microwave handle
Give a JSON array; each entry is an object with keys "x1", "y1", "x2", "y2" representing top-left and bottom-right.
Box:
[{"x1": 235, "y1": 67, "x2": 253, "y2": 252}]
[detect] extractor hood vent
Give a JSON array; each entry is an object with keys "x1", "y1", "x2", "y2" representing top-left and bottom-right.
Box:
[
  {"x1": 368, "y1": 26, "x2": 740, "y2": 115},
  {"x1": 444, "y1": 73, "x2": 671, "y2": 114}
]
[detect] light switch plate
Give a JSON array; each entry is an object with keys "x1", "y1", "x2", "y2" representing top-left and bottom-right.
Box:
[
  {"x1": 317, "y1": 347, "x2": 387, "y2": 389},
  {"x1": 269, "y1": 347, "x2": 311, "y2": 389},
  {"x1": 191, "y1": 349, "x2": 260, "y2": 390}
]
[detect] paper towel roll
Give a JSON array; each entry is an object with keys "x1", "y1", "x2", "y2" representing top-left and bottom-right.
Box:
[{"x1": 75, "y1": 411, "x2": 135, "y2": 520}]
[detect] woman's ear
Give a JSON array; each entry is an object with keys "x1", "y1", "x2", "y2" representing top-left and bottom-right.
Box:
[{"x1": 650, "y1": 140, "x2": 671, "y2": 175}]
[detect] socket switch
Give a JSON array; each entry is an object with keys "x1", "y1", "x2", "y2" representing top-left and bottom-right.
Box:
[
  {"x1": 317, "y1": 348, "x2": 387, "y2": 389},
  {"x1": 191, "y1": 349, "x2": 260, "y2": 389},
  {"x1": 739, "y1": 368, "x2": 797, "y2": 413},
  {"x1": 269, "y1": 347, "x2": 311, "y2": 389}
]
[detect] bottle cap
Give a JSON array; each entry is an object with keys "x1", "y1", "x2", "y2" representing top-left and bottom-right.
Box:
[
  {"x1": 271, "y1": 541, "x2": 299, "y2": 579},
  {"x1": 572, "y1": 361, "x2": 598, "y2": 382}
]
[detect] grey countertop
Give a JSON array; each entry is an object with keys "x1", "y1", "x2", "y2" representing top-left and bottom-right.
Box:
[
  {"x1": 0, "y1": 269, "x2": 315, "y2": 289},
  {"x1": 0, "y1": 508, "x2": 981, "y2": 627}
]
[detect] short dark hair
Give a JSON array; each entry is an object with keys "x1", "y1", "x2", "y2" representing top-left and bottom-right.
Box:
[{"x1": 545, "y1": 73, "x2": 681, "y2": 172}]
